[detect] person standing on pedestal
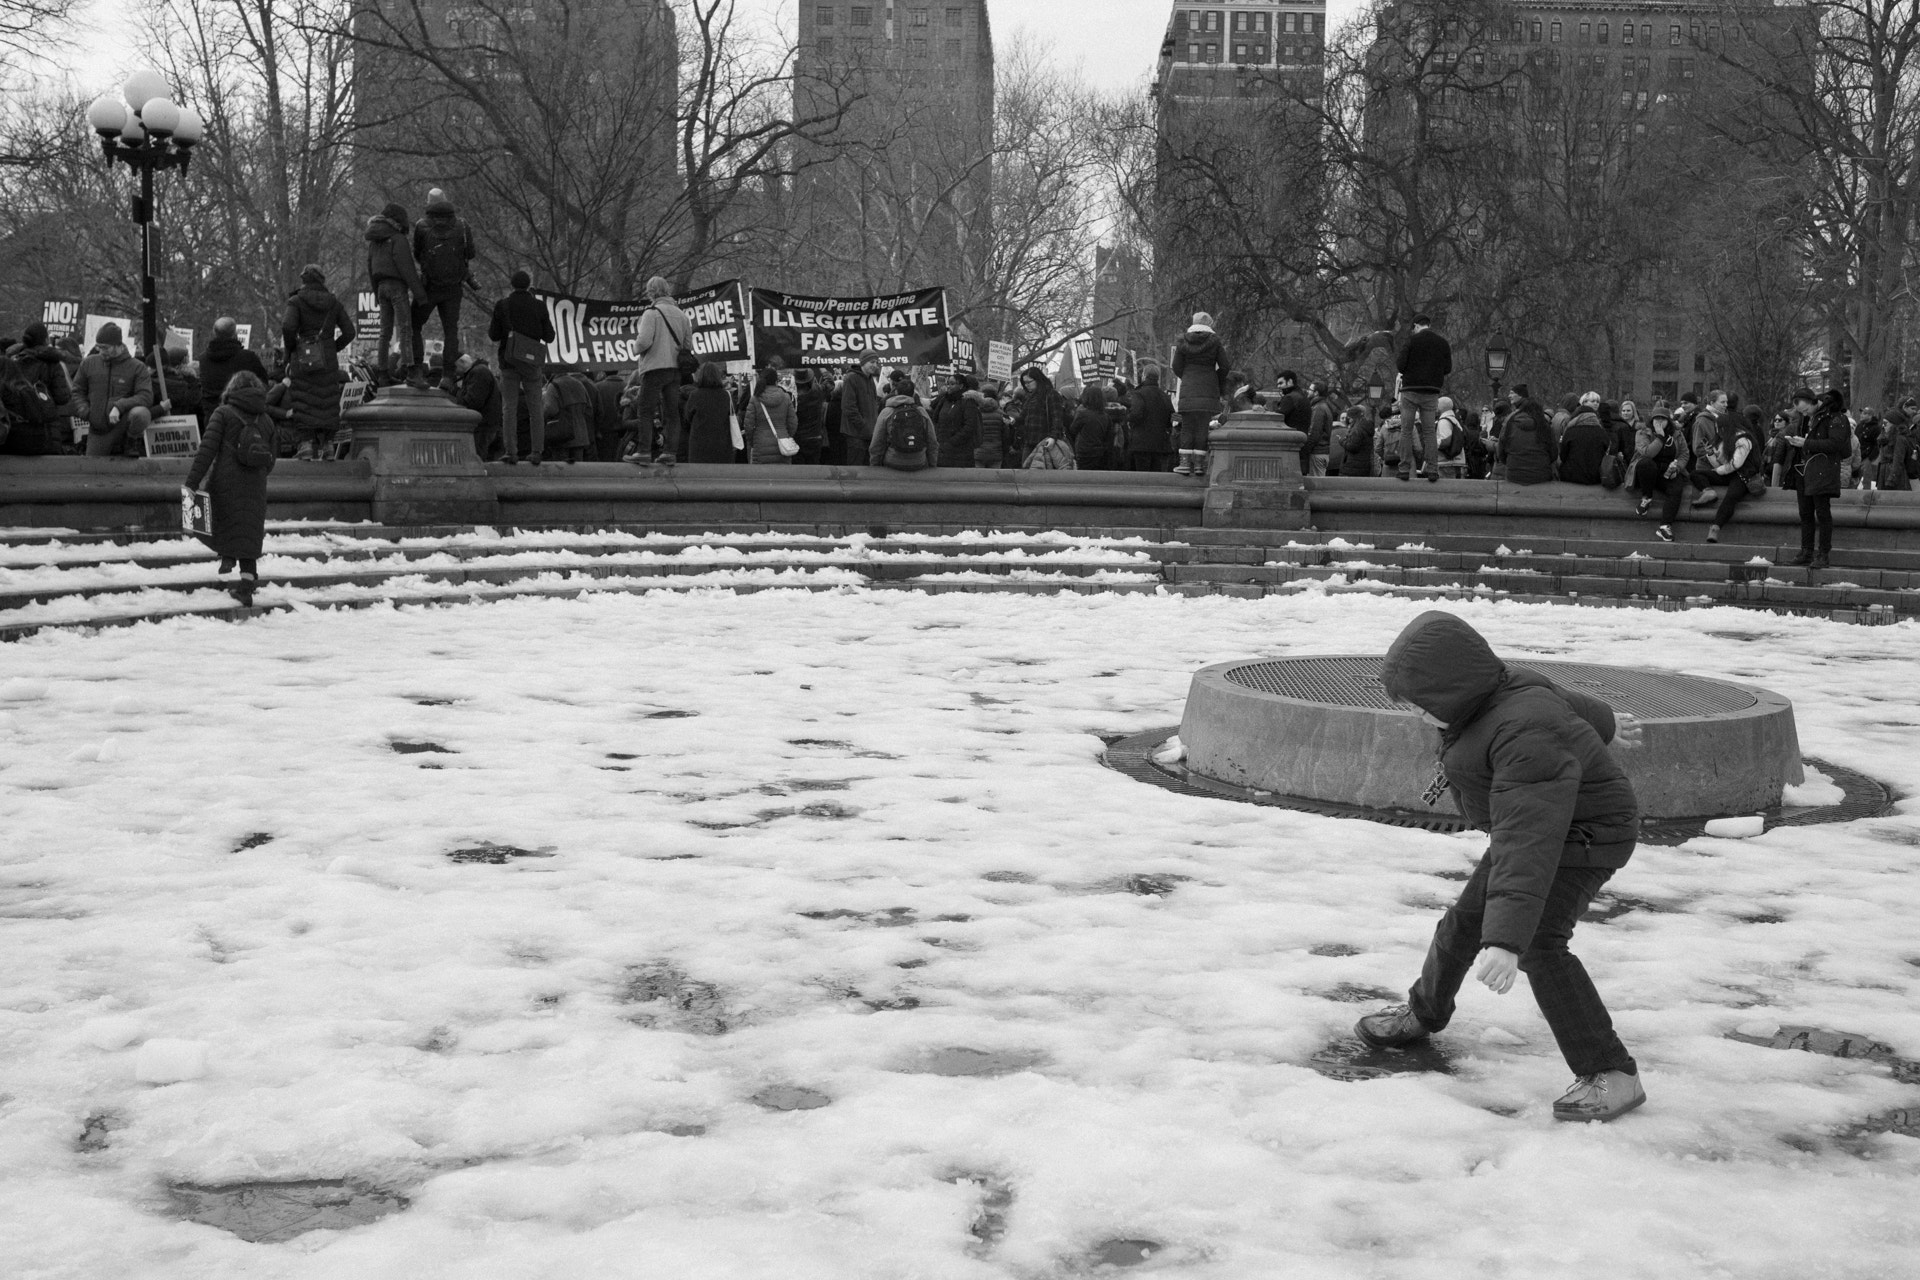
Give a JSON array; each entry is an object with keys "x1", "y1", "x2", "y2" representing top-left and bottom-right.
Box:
[
  {"x1": 629, "y1": 276, "x2": 692, "y2": 465},
  {"x1": 488, "y1": 270, "x2": 554, "y2": 464},
  {"x1": 1395, "y1": 314, "x2": 1452, "y2": 483},
  {"x1": 364, "y1": 202, "x2": 424, "y2": 387},
  {"x1": 1357, "y1": 611, "x2": 1647, "y2": 1123},
  {"x1": 281, "y1": 265, "x2": 355, "y2": 460},
  {"x1": 410, "y1": 188, "x2": 475, "y2": 390},
  {"x1": 1169, "y1": 313, "x2": 1229, "y2": 476}
]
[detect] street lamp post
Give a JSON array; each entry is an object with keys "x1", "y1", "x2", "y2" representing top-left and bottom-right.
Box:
[
  {"x1": 85, "y1": 71, "x2": 203, "y2": 369},
  {"x1": 1485, "y1": 336, "x2": 1511, "y2": 401}
]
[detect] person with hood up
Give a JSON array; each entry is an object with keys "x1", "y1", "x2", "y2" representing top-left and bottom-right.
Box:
[
  {"x1": 1630, "y1": 401, "x2": 1693, "y2": 538},
  {"x1": 410, "y1": 188, "x2": 476, "y2": 389},
  {"x1": 870, "y1": 371, "x2": 939, "y2": 471},
  {"x1": 72, "y1": 321, "x2": 153, "y2": 456},
  {"x1": 182, "y1": 371, "x2": 278, "y2": 606},
  {"x1": 196, "y1": 317, "x2": 268, "y2": 406},
  {"x1": 3, "y1": 322, "x2": 73, "y2": 455},
  {"x1": 931, "y1": 373, "x2": 981, "y2": 466},
  {"x1": 280, "y1": 264, "x2": 355, "y2": 460},
  {"x1": 1127, "y1": 368, "x2": 1176, "y2": 472},
  {"x1": 1784, "y1": 387, "x2": 1848, "y2": 569},
  {"x1": 1169, "y1": 313, "x2": 1230, "y2": 475},
  {"x1": 364, "y1": 201, "x2": 425, "y2": 385},
  {"x1": 1557, "y1": 392, "x2": 1611, "y2": 485},
  {"x1": 1357, "y1": 611, "x2": 1646, "y2": 1123},
  {"x1": 1496, "y1": 385, "x2": 1556, "y2": 484}
]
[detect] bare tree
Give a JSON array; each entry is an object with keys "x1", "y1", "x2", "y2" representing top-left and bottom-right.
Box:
[{"x1": 0, "y1": 0, "x2": 80, "y2": 168}]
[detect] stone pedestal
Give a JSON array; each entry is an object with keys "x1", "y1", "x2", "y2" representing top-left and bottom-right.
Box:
[
  {"x1": 341, "y1": 386, "x2": 497, "y2": 526},
  {"x1": 1203, "y1": 408, "x2": 1310, "y2": 529}
]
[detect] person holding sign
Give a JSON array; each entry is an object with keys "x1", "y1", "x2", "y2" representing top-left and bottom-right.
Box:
[{"x1": 182, "y1": 372, "x2": 278, "y2": 607}]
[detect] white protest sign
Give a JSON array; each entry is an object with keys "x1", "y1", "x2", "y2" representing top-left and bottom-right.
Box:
[
  {"x1": 145, "y1": 414, "x2": 202, "y2": 458},
  {"x1": 986, "y1": 340, "x2": 1014, "y2": 382},
  {"x1": 83, "y1": 314, "x2": 134, "y2": 350}
]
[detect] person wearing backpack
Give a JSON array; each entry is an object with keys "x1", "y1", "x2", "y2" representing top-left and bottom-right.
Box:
[
  {"x1": 409, "y1": 188, "x2": 476, "y2": 390},
  {"x1": 364, "y1": 201, "x2": 425, "y2": 386},
  {"x1": 182, "y1": 371, "x2": 278, "y2": 605},
  {"x1": 2, "y1": 324, "x2": 71, "y2": 455},
  {"x1": 280, "y1": 264, "x2": 355, "y2": 460},
  {"x1": 870, "y1": 375, "x2": 938, "y2": 471}
]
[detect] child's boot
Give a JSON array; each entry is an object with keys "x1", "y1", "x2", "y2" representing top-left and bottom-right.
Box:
[
  {"x1": 1354, "y1": 1003, "x2": 1430, "y2": 1047},
  {"x1": 1552, "y1": 1070, "x2": 1645, "y2": 1122}
]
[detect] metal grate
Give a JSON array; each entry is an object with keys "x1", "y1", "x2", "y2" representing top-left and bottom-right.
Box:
[{"x1": 1223, "y1": 656, "x2": 1757, "y2": 721}]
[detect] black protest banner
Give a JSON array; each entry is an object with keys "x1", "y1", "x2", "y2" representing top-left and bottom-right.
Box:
[
  {"x1": 751, "y1": 287, "x2": 949, "y2": 369},
  {"x1": 531, "y1": 281, "x2": 752, "y2": 372},
  {"x1": 40, "y1": 298, "x2": 81, "y2": 341}
]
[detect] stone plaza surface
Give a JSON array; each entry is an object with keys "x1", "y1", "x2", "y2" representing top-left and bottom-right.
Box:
[{"x1": 1, "y1": 587, "x2": 1917, "y2": 1276}]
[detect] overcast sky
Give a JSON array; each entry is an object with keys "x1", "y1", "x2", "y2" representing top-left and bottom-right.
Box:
[{"x1": 66, "y1": 0, "x2": 1367, "y2": 97}]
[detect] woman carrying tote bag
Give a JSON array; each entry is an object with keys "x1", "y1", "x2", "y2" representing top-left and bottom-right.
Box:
[{"x1": 747, "y1": 367, "x2": 800, "y2": 464}]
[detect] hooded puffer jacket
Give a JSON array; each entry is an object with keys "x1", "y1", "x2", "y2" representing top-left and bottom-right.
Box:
[
  {"x1": 1169, "y1": 330, "x2": 1230, "y2": 414},
  {"x1": 1380, "y1": 611, "x2": 1639, "y2": 951},
  {"x1": 281, "y1": 285, "x2": 355, "y2": 438},
  {"x1": 365, "y1": 208, "x2": 424, "y2": 298}
]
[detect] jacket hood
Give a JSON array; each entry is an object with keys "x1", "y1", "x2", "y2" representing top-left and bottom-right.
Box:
[
  {"x1": 884, "y1": 393, "x2": 918, "y2": 408},
  {"x1": 1379, "y1": 611, "x2": 1510, "y2": 727},
  {"x1": 222, "y1": 379, "x2": 267, "y2": 414},
  {"x1": 423, "y1": 200, "x2": 458, "y2": 228},
  {"x1": 365, "y1": 215, "x2": 403, "y2": 241},
  {"x1": 1568, "y1": 409, "x2": 1603, "y2": 429},
  {"x1": 1177, "y1": 331, "x2": 1223, "y2": 359},
  {"x1": 13, "y1": 344, "x2": 64, "y2": 366},
  {"x1": 205, "y1": 333, "x2": 244, "y2": 359},
  {"x1": 292, "y1": 285, "x2": 335, "y2": 314}
]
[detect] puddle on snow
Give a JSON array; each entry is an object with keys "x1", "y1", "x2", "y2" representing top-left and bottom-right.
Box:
[
  {"x1": 168, "y1": 1179, "x2": 407, "y2": 1243},
  {"x1": 750, "y1": 1085, "x2": 830, "y2": 1111},
  {"x1": 446, "y1": 843, "x2": 556, "y2": 865},
  {"x1": 232, "y1": 832, "x2": 274, "y2": 851},
  {"x1": 1309, "y1": 1035, "x2": 1458, "y2": 1081},
  {"x1": 895, "y1": 1047, "x2": 1047, "y2": 1077},
  {"x1": 620, "y1": 963, "x2": 732, "y2": 1035},
  {"x1": 1318, "y1": 983, "x2": 1399, "y2": 1004},
  {"x1": 1090, "y1": 1239, "x2": 1164, "y2": 1268},
  {"x1": 1310, "y1": 943, "x2": 1364, "y2": 957},
  {"x1": 388, "y1": 740, "x2": 453, "y2": 755}
]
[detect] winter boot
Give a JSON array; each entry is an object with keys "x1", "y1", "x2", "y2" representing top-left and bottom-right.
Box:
[
  {"x1": 1809, "y1": 551, "x2": 1830, "y2": 571},
  {"x1": 1705, "y1": 524, "x2": 1721, "y2": 543},
  {"x1": 1354, "y1": 1003, "x2": 1431, "y2": 1048},
  {"x1": 1552, "y1": 1070, "x2": 1645, "y2": 1122},
  {"x1": 1784, "y1": 546, "x2": 1812, "y2": 567},
  {"x1": 232, "y1": 571, "x2": 258, "y2": 609}
]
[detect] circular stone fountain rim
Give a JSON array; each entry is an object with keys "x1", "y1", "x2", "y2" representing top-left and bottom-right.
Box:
[
  {"x1": 1102, "y1": 728, "x2": 1895, "y2": 844},
  {"x1": 1200, "y1": 654, "x2": 1785, "y2": 725}
]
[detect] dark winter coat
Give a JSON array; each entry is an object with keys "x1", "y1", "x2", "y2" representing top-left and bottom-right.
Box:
[
  {"x1": 1069, "y1": 405, "x2": 1111, "y2": 468},
  {"x1": 73, "y1": 345, "x2": 153, "y2": 434},
  {"x1": 365, "y1": 214, "x2": 424, "y2": 298},
  {"x1": 969, "y1": 391, "x2": 1005, "y2": 466},
  {"x1": 1499, "y1": 399, "x2": 1557, "y2": 485},
  {"x1": 281, "y1": 285, "x2": 354, "y2": 439},
  {"x1": 184, "y1": 380, "x2": 276, "y2": 561},
  {"x1": 3, "y1": 344, "x2": 72, "y2": 453},
  {"x1": 1557, "y1": 410, "x2": 1611, "y2": 485},
  {"x1": 548, "y1": 372, "x2": 594, "y2": 450},
  {"x1": 1797, "y1": 401, "x2": 1850, "y2": 498},
  {"x1": 839, "y1": 368, "x2": 881, "y2": 446},
  {"x1": 488, "y1": 289, "x2": 555, "y2": 370},
  {"x1": 1275, "y1": 387, "x2": 1311, "y2": 433},
  {"x1": 747, "y1": 385, "x2": 796, "y2": 463},
  {"x1": 1380, "y1": 611, "x2": 1639, "y2": 952},
  {"x1": 794, "y1": 377, "x2": 831, "y2": 450},
  {"x1": 1396, "y1": 327, "x2": 1453, "y2": 393},
  {"x1": 1335, "y1": 417, "x2": 1377, "y2": 476},
  {"x1": 9, "y1": 343, "x2": 72, "y2": 412},
  {"x1": 1127, "y1": 384, "x2": 1175, "y2": 454},
  {"x1": 1169, "y1": 331, "x2": 1231, "y2": 413},
  {"x1": 683, "y1": 385, "x2": 737, "y2": 463},
  {"x1": 1013, "y1": 374, "x2": 1070, "y2": 449},
  {"x1": 458, "y1": 362, "x2": 501, "y2": 440},
  {"x1": 592, "y1": 375, "x2": 624, "y2": 444},
  {"x1": 411, "y1": 198, "x2": 476, "y2": 304},
  {"x1": 1306, "y1": 394, "x2": 1335, "y2": 456},
  {"x1": 197, "y1": 334, "x2": 267, "y2": 405},
  {"x1": 932, "y1": 391, "x2": 980, "y2": 465},
  {"x1": 870, "y1": 393, "x2": 938, "y2": 470}
]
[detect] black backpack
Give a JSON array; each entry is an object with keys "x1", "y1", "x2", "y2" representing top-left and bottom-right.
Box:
[
  {"x1": 887, "y1": 401, "x2": 930, "y2": 455},
  {"x1": 419, "y1": 223, "x2": 468, "y2": 290},
  {"x1": 231, "y1": 413, "x2": 277, "y2": 469}
]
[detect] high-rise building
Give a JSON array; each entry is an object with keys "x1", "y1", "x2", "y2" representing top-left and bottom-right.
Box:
[
  {"x1": 1151, "y1": 2, "x2": 1329, "y2": 380},
  {"x1": 791, "y1": 3, "x2": 995, "y2": 297}
]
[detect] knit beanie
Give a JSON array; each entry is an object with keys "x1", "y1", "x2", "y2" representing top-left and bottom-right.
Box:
[{"x1": 301, "y1": 263, "x2": 325, "y2": 285}]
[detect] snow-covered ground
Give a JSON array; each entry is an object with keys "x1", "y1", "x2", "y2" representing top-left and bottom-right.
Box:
[{"x1": 2, "y1": 588, "x2": 1917, "y2": 1277}]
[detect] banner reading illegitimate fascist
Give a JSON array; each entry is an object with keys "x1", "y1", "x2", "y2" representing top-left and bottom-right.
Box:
[
  {"x1": 531, "y1": 281, "x2": 751, "y2": 372},
  {"x1": 750, "y1": 286, "x2": 950, "y2": 369}
]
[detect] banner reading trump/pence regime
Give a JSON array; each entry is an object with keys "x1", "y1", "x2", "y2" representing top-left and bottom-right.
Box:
[
  {"x1": 531, "y1": 281, "x2": 752, "y2": 373},
  {"x1": 751, "y1": 287, "x2": 949, "y2": 369}
]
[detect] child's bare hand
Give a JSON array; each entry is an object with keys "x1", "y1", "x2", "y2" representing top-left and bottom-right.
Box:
[
  {"x1": 1476, "y1": 948, "x2": 1519, "y2": 994},
  {"x1": 1612, "y1": 713, "x2": 1645, "y2": 751}
]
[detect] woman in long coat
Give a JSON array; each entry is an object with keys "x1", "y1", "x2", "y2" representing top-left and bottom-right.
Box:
[
  {"x1": 681, "y1": 362, "x2": 738, "y2": 463},
  {"x1": 280, "y1": 264, "x2": 355, "y2": 459},
  {"x1": 183, "y1": 371, "x2": 277, "y2": 604}
]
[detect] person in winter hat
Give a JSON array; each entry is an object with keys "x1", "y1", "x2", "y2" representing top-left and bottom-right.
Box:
[
  {"x1": 72, "y1": 321, "x2": 153, "y2": 456},
  {"x1": 365, "y1": 201, "x2": 425, "y2": 384},
  {"x1": 1169, "y1": 312, "x2": 1229, "y2": 475},
  {"x1": 1357, "y1": 611, "x2": 1647, "y2": 1123},
  {"x1": 280, "y1": 264, "x2": 355, "y2": 459},
  {"x1": 410, "y1": 188, "x2": 476, "y2": 389},
  {"x1": 3, "y1": 321, "x2": 74, "y2": 455}
]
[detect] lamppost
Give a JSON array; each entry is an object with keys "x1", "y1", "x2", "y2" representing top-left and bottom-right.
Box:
[
  {"x1": 84, "y1": 71, "x2": 203, "y2": 368},
  {"x1": 1485, "y1": 336, "x2": 1511, "y2": 401},
  {"x1": 1367, "y1": 380, "x2": 1384, "y2": 410}
]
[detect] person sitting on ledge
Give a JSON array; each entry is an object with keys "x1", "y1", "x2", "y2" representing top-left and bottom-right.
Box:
[
  {"x1": 1357, "y1": 610, "x2": 1647, "y2": 1123},
  {"x1": 1496, "y1": 384, "x2": 1555, "y2": 484},
  {"x1": 1557, "y1": 392, "x2": 1611, "y2": 485}
]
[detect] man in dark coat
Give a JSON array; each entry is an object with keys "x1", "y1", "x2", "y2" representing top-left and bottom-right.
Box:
[
  {"x1": 3, "y1": 322, "x2": 73, "y2": 454},
  {"x1": 1126, "y1": 367, "x2": 1176, "y2": 472},
  {"x1": 72, "y1": 322, "x2": 153, "y2": 456},
  {"x1": 793, "y1": 369, "x2": 831, "y2": 465},
  {"x1": 1169, "y1": 313, "x2": 1230, "y2": 475},
  {"x1": 410, "y1": 188, "x2": 476, "y2": 389},
  {"x1": 1359, "y1": 611, "x2": 1646, "y2": 1123},
  {"x1": 365, "y1": 201, "x2": 425, "y2": 385},
  {"x1": 839, "y1": 354, "x2": 882, "y2": 466},
  {"x1": 197, "y1": 317, "x2": 268, "y2": 406},
  {"x1": 1394, "y1": 313, "x2": 1452, "y2": 483},
  {"x1": 591, "y1": 370, "x2": 626, "y2": 461},
  {"x1": 488, "y1": 269, "x2": 555, "y2": 463},
  {"x1": 1303, "y1": 380, "x2": 1336, "y2": 476},
  {"x1": 454, "y1": 354, "x2": 501, "y2": 458}
]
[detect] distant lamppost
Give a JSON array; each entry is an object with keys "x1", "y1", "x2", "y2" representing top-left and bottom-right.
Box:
[
  {"x1": 1367, "y1": 380, "x2": 1384, "y2": 407},
  {"x1": 85, "y1": 70, "x2": 204, "y2": 364},
  {"x1": 1485, "y1": 337, "x2": 1511, "y2": 399}
]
